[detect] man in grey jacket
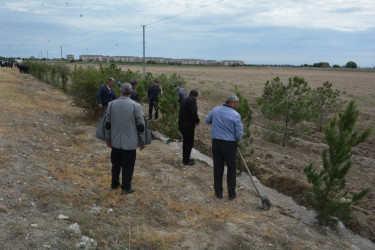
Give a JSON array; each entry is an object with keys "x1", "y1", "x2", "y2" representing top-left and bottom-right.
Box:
[{"x1": 105, "y1": 83, "x2": 146, "y2": 194}]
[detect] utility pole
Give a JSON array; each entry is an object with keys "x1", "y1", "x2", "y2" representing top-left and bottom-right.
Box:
[
  {"x1": 60, "y1": 45, "x2": 62, "y2": 60},
  {"x1": 142, "y1": 25, "x2": 146, "y2": 81}
]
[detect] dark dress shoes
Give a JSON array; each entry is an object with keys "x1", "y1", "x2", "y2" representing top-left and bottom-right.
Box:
[
  {"x1": 122, "y1": 188, "x2": 136, "y2": 194},
  {"x1": 215, "y1": 192, "x2": 223, "y2": 199},
  {"x1": 229, "y1": 194, "x2": 237, "y2": 200},
  {"x1": 182, "y1": 159, "x2": 195, "y2": 166}
]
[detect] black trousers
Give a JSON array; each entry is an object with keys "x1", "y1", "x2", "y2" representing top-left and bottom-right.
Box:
[
  {"x1": 148, "y1": 100, "x2": 158, "y2": 119},
  {"x1": 111, "y1": 147, "x2": 136, "y2": 190},
  {"x1": 212, "y1": 139, "x2": 237, "y2": 197},
  {"x1": 179, "y1": 125, "x2": 195, "y2": 163}
]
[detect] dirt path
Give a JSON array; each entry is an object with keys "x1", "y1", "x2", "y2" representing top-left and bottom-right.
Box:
[{"x1": 0, "y1": 67, "x2": 373, "y2": 249}]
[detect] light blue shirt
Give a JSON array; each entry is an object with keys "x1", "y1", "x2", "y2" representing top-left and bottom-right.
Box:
[{"x1": 205, "y1": 105, "x2": 243, "y2": 141}]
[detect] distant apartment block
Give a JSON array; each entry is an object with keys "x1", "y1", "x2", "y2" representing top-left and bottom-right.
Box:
[
  {"x1": 67, "y1": 54, "x2": 74, "y2": 61},
  {"x1": 79, "y1": 55, "x2": 244, "y2": 66}
]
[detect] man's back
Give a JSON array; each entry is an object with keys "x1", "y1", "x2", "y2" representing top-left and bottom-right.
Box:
[
  {"x1": 107, "y1": 97, "x2": 144, "y2": 150},
  {"x1": 177, "y1": 87, "x2": 188, "y2": 104},
  {"x1": 130, "y1": 90, "x2": 139, "y2": 102},
  {"x1": 205, "y1": 105, "x2": 243, "y2": 141},
  {"x1": 179, "y1": 96, "x2": 199, "y2": 126}
]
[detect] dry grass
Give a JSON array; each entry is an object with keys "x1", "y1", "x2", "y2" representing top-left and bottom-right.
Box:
[{"x1": 0, "y1": 67, "x2": 372, "y2": 249}]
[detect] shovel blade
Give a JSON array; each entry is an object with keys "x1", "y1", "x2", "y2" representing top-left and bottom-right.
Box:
[{"x1": 261, "y1": 196, "x2": 271, "y2": 211}]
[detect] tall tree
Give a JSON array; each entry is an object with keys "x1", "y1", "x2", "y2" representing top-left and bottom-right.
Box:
[
  {"x1": 345, "y1": 61, "x2": 358, "y2": 68},
  {"x1": 304, "y1": 100, "x2": 373, "y2": 223},
  {"x1": 257, "y1": 76, "x2": 312, "y2": 147}
]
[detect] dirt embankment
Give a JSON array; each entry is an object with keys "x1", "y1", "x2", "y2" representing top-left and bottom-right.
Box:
[{"x1": 0, "y1": 67, "x2": 374, "y2": 249}]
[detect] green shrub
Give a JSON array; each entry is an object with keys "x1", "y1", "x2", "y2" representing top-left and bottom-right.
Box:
[
  {"x1": 157, "y1": 73, "x2": 186, "y2": 140},
  {"x1": 304, "y1": 100, "x2": 373, "y2": 223},
  {"x1": 69, "y1": 65, "x2": 104, "y2": 118},
  {"x1": 24, "y1": 61, "x2": 70, "y2": 91}
]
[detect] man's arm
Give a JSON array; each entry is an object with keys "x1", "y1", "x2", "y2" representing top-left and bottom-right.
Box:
[
  {"x1": 190, "y1": 102, "x2": 200, "y2": 125},
  {"x1": 134, "y1": 104, "x2": 146, "y2": 147},
  {"x1": 105, "y1": 102, "x2": 112, "y2": 142},
  {"x1": 111, "y1": 88, "x2": 117, "y2": 100},
  {"x1": 97, "y1": 85, "x2": 103, "y2": 107},
  {"x1": 234, "y1": 113, "x2": 243, "y2": 141},
  {"x1": 205, "y1": 111, "x2": 213, "y2": 124}
]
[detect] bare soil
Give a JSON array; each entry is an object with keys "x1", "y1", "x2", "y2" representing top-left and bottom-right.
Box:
[{"x1": 0, "y1": 65, "x2": 374, "y2": 249}]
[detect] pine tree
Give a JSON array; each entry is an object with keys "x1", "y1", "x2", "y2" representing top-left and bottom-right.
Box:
[
  {"x1": 234, "y1": 86, "x2": 254, "y2": 174},
  {"x1": 310, "y1": 81, "x2": 345, "y2": 131},
  {"x1": 257, "y1": 76, "x2": 312, "y2": 147},
  {"x1": 157, "y1": 73, "x2": 186, "y2": 141},
  {"x1": 304, "y1": 100, "x2": 373, "y2": 223}
]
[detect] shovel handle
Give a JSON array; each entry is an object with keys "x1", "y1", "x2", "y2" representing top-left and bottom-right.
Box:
[{"x1": 237, "y1": 148, "x2": 262, "y2": 198}]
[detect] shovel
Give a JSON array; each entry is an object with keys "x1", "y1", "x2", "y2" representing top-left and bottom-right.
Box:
[{"x1": 237, "y1": 148, "x2": 271, "y2": 211}]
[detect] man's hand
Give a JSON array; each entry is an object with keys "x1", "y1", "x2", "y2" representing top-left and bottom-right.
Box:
[
  {"x1": 106, "y1": 142, "x2": 112, "y2": 148},
  {"x1": 139, "y1": 145, "x2": 145, "y2": 151},
  {"x1": 98, "y1": 104, "x2": 103, "y2": 109}
]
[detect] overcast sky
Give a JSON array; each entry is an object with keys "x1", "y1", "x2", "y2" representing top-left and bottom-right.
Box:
[{"x1": 1, "y1": 0, "x2": 375, "y2": 67}]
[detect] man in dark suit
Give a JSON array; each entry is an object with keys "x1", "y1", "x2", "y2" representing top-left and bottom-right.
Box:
[
  {"x1": 97, "y1": 77, "x2": 116, "y2": 111},
  {"x1": 130, "y1": 80, "x2": 140, "y2": 103},
  {"x1": 147, "y1": 79, "x2": 161, "y2": 120},
  {"x1": 178, "y1": 90, "x2": 200, "y2": 166}
]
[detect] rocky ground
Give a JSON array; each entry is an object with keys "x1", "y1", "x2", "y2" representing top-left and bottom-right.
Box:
[{"x1": 0, "y1": 67, "x2": 374, "y2": 249}]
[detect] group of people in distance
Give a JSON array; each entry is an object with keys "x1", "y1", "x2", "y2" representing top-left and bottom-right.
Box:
[{"x1": 97, "y1": 77, "x2": 243, "y2": 200}]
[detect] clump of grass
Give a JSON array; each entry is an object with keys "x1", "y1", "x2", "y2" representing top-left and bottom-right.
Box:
[
  {"x1": 130, "y1": 224, "x2": 179, "y2": 249},
  {"x1": 0, "y1": 204, "x2": 8, "y2": 212}
]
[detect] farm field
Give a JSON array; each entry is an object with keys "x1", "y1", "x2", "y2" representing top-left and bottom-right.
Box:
[{"x1": 0, "y1": 64, "x2": 374, "y2": 248}]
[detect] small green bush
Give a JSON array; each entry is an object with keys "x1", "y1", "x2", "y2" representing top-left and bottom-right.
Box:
[{"x1": 157, "y1": 73, "x2": 186, "y2": 140}]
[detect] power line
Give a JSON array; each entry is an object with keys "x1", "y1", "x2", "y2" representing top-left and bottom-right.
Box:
[
  {"x1": 57, "y1": 0, "x2": 224, "y2": 61},
  {"x1": 141, "y1": 0, "x2": 224, "y2": 80},
  {"x1": 61, "y1": 27, "x2": 138, "y2": 47},
  {"x1": 145, "y1": 0, "x2": 224, "y2": 26}
]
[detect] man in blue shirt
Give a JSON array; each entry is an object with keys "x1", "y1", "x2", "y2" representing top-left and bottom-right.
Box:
[{"x1": 205, "y1": 94, "x2": 243, "y2": 200}]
